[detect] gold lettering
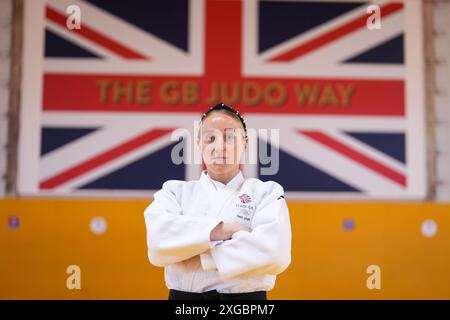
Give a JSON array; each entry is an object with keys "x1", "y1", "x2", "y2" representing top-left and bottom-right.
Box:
[
  {"x1": 221, "y1": 81, "x2": 240, "y2": 105},
  {"x1": 242, "y1": 81, "x2": 262, "y2": 106},
  {"x1": 207, "y1": 81, "x2": 219, "y2": 105},
  {"x1": 97, "y1": 79, "x2": 112, "y2": 103},
  {"x1": 265, "y1": 82, "x2": 286, "y2": 107},
  {"x1": 183, "y1": 81, "x2": 200, "y2": 105},
  {"x1": 160, "y1": 81, "x2": 180, "y2": 104},
  {"x1": 112, "y1": 81, "x2": 133, "y2": 104},
  {"x1": 294, "y1": 84, "x2": 321, "y2": 105},
  {"x1": 318, "y1": 85, "x2": 339, "y2": 107},
  {"x1": 336, "y1": 83, "x2": 355, "y2": 107},
  {"x1": 135, "y1": 80, "x2": 152, "y2": 104}
]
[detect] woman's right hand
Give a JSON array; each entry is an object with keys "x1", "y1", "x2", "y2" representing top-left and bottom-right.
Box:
[{"x1": 210, "y1": 221, "x2": 250, "y2": 241}]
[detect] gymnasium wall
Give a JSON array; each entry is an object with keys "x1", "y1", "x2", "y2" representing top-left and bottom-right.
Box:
[{"x1": 1, "y1": 0, "x2": 450, "y2": 300}]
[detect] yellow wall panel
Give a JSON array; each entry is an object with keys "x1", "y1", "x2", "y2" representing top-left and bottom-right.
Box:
[{"x1": 1, "y1": 199, "x2": 449, "y2": 299}]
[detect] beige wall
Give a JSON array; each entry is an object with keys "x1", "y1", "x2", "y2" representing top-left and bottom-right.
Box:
[{"x1": 433, "y1": 0, "x2": 450, "y2": 201}]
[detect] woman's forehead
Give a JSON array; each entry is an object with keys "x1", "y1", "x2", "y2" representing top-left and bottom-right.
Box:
[{"x1": 201, "y1": 112, "x2": 242, "y2": 129}]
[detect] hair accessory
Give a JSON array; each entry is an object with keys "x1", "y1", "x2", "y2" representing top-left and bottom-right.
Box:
[{"x1": 200, "y1": 102, "x2": 247, "y2": 137}]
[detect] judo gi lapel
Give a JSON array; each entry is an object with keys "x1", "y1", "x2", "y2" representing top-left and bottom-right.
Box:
[{"x1": 199, "y1": 170, "x2": 244, "y2": 220}]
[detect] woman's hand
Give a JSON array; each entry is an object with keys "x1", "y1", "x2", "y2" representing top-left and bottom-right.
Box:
[{"x1": 210, "y1": 221, "x2": 250, "y2": 241}]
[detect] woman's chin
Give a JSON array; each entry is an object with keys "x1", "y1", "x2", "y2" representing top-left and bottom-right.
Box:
[{"x1": 208, "y1": 163, "x2": 235, "y2": 173}]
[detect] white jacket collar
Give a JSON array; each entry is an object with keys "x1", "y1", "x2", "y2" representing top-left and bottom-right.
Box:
[{"x1": 200, "y1": 170, "x2": 244, "y2": 192}]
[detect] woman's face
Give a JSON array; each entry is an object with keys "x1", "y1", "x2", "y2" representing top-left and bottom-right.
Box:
[{"x1": 199, "y1": 112, "x2": 248, "y2": 176}]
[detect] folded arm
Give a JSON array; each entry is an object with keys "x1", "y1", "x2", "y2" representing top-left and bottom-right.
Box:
[
  {"x1": 144, "y1": 181, "x2": 220, "y2": 267},
  {"x1": 201, "y1": 183, "x2": 292, "y2": 280}
]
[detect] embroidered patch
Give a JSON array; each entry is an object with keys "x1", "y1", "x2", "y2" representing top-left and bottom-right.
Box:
[
  {"x1": 235, "y1": 194, "x2": 255, "y2": 226},
  {"x1": 238, "y1": 194, "x2": 252, "y2": 203}
]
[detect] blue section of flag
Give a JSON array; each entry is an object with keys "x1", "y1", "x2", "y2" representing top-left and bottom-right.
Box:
[
  {"x1": 258, "y1": 142, "x2": 360, "y2": 192},
  {"x1": 45, "y1": 29, "x2": 100, "y2": 58},
  {"x1": 343, "y1": 34, "x2": 404, "y2": 64},
  {"x1": 41, "y1": 127, "x2": 99, "y2": 156},
  {"x1": 78, "y1": 142, "x2": 185, "y2": 190},
  {"x1": 85, "y1": 0, "x2": 189, "y2": 51},
  {"x1": 258, "y1": 1, "x2": 365, "y2": 53},
  {"x1": 344, "y1": 132, "x2": 406, "y2": 163}
]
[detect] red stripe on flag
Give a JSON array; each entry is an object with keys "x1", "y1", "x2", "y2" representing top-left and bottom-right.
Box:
[
  {"x1": 299, "y1": 130, "x2": 406, "y2": 187},
  {"x1": 46, "y1": 6, "x2": 149, "y2": 60},
  {"x1": 40, "y1": 128, "x2": 173, "y2": 189},
  {"x1": 269, "y1": 3, "x2": 403, "y2": 62},
  {"x1": 205, "y1": 0, "x2": 242, "y2": 77},
  {"x1": 43, "y1": 74, "x2": 405, "y2": 116}
]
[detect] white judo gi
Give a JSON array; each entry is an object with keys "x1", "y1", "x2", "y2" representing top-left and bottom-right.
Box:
[{"x1": 144, "y1": 170, "x2": 292, "y2": 293}]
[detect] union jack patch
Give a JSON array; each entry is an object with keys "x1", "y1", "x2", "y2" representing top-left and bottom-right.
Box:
[{"x1": 239, "y1": 194, "x2": 252, "y2": 204}]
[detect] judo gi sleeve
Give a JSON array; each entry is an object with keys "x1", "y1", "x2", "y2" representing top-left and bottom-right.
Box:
[
  {"x1": 209, "y1": 182, "x2": 292, "y2": 280},
  {"x1": 144, "y1": 181, "x2": 222, "y2": 267}
]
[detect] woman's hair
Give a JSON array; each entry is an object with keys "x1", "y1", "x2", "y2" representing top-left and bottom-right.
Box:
[{"x1": 200, "y1": 102, "x2": 247, "y2": 138}]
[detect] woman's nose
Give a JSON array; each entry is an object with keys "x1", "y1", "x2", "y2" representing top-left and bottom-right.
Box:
[{"x1": 212, "y1": 140, "x2": 227, "y2": 154}]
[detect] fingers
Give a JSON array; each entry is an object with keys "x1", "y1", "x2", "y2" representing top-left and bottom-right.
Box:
[
  {"x1": 210, "y1": 222, "x2": 251, "y2": 242},
  {"x1": 229, "y1": 222, "x2": 251, "y2": 233}
]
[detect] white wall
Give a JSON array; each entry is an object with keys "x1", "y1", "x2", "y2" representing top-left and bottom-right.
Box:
[
  {"x1": 434, "y1": 0, "x2": 450, "y2": 201},
  {"x1": 0, "y1": 0, "x2": 12, "y2": 196}
]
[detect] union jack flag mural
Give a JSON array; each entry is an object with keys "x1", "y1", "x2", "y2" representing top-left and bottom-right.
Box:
[{"x1": 18, "y1": 0, "x2": 426, "y2": 199}]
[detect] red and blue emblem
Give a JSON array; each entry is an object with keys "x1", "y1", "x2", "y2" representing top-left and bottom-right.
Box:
[
  {"x1": 239, "y1": 194, "x2": 252, "y2": 203},
  {"x1": 8, "y1": 215, "x2": 20, "y2": 229}
]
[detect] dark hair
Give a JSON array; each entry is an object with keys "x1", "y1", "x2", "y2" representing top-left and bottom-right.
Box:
[{"x1": 200, "y1": 102, "x2": 247, "y2": 137}]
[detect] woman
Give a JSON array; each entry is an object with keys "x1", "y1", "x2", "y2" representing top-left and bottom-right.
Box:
[{"x1": 144, "y1": 103, "x2": 292, "y2": 300}]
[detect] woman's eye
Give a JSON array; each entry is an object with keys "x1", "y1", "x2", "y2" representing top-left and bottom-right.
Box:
[{"x1": 204, "y1": 135, "x2": 215, "y2": 143}]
